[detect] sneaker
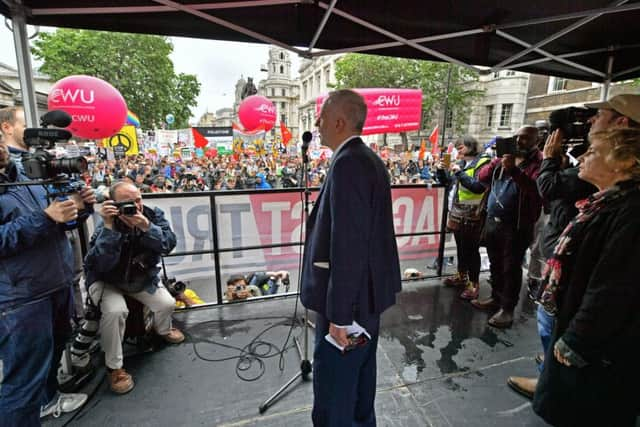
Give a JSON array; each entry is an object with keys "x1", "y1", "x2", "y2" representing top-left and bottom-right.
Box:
[
  {"x1": 443, "y1": 272, "x2": 468, "y2": 287},
  {"x1": 459, "y1": 281, "x2": 479, "y2": 300},
  {"x1": 40, "y1": 392, "x2": 87, "y2": 418},
  {"x1": 109, "y1": 368, "x2": 135, "y2": 394},
  {"x1": 161, "y1": 327, "x2": 185, "y2": 344}
]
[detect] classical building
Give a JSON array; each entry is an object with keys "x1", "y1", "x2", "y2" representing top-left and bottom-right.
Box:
[
  {"x1": 524, "y1": 76, "x2": 638, "y2": 124},
  {"x1": 197, "y1": 111, "x2": 215, "y2": 126},
  {"x1": 464, "y1": 70, "x2": 530, "y2": 145},
  {"x1": 212, "y1": 107, "x2": 234, "y2": 127},
  {"x1": 257, "y1": 47, "x2": 300, "y2": 139},
  {"x1": 297, "y1": 54, "x2": 342, "y2": 135},
  {"x1": 0, "y1": 62, "x2": 53, "y2": 113}
]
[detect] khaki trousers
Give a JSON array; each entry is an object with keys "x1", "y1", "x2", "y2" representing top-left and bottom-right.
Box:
[{"x1": 88, "y1": 281, "x2": 176, "y2": 369}]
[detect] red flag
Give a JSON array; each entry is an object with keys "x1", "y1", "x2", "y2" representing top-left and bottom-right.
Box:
[
  {"x1": 280, "y1": 122, "x2": 292, "y2": 146},
  {"x1": 429, "y1": 125, "x2": 440, "y2": 155},
  {"x1": 418, "y1": 139, "x2": 426, "y2": 161},
  {"x1": 192, "y1": 128, "x2": 209, "y2": 149}
]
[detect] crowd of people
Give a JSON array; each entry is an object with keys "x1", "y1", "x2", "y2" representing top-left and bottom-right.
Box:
[{"x1": 79, "y1": 146, "x2": 441, "y2": 195}]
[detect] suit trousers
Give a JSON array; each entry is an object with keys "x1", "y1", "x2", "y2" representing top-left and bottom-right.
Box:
[
  {"x1": 0, "y1": 287, "x2": 72, "y2": 427},
  {"x1": 88, "y1": 281, "x2": 175, "y2": 370},
  {"x1": 312, "y1": 314, "x2": 380, "y2": 427},
  {"x1": 484, "y1": 218, "x2": 534, "y2": 311}
]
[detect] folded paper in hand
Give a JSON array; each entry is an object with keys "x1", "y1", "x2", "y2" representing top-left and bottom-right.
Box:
[{"x1": 324, "y1": 321, "x2": 371, "y2": 352}]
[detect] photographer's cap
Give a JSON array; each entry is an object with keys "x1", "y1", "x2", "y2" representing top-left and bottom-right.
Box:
[{"x1": 585, "y1": 94, "x2": 640, "y2": 123}]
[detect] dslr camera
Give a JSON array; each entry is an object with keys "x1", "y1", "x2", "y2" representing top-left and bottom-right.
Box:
[
  {"x1": 162, "y1": 275, "x2": 187, "y2": 297},
  {"x1": 548, "y1": 106, "x2": 596, "y2": 145},
  {"x1": 22, "y1": 110, "x2": 87, "y2": 180},
  {"x1": 113, "y1": 200, "x2": 137, "y2": 216}
]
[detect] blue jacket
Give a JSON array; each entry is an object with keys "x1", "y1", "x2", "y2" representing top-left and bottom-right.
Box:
[
  {"x1": 300, "y1": 137, "x2": 401, "y2": 326},
  {"x1": 0, "y1": 162, "x2": 74, "y2": 309},
  {"x1": 84, "y1": 205, "x2": 176, "y2": 293}
]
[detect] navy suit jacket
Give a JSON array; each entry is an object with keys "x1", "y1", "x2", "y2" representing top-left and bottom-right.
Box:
[{"x1": 300, "y1": 137, "x2": 401, "y2": 327}]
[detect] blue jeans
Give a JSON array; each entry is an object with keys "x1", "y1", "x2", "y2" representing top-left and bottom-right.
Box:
[
  {"x1": 0, "y1": 287, "x2": 72, "y2": 427},
  {"x1": 536, "y1": 305, "x2": 555, "y2": 373}
]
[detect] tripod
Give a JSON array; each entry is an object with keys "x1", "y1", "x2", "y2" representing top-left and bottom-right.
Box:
[{"x1": 259, "y1": 133, "x2": 314, "y2": 414}]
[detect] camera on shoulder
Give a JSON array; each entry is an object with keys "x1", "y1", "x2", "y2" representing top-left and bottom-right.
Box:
[{"x1": 548, "y1": 106, "x2": 596, "y2": 145}]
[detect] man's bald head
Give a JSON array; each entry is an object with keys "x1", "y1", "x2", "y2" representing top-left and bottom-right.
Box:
[{"x1": 515, "y1": 125, "x2": 539, "y2": 155}]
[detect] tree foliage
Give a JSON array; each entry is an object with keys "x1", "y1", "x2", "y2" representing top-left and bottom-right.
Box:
[
  {"x1": 334, "y1": 54, "x2": 483, "y2": 137},
  {"x1": 32, "y1": 29, "x2": 201, "y2": 129}
]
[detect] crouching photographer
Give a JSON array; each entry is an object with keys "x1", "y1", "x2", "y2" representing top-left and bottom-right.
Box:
[{"x1": 84, "y1": 181, "x2": 183, "y2": 395}]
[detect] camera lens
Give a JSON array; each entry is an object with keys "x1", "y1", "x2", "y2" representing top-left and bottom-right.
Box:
[{"x1": 50, "y1": 157, "x2": 88, "y2": 175}]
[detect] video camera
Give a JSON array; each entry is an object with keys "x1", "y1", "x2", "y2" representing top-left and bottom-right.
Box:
[
  {"x1": 494, "y1": 136, "x2": 517, "y2": 158},
  {"x1": 22, "y1": 110, "x2": 88, "y2": 181},
  {"x1": 548, "y1": 106, "x2": 596, "y2": 145}
]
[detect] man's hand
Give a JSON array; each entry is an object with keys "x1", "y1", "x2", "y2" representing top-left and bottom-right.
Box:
[
  {"x1": 554, "y1": 345, "x2": 572, "y2": 367},
  {"x1": 501, "y1": 154, "x2": 516, "y2": 171},
  {"x1": 44, "y1": 199, "x2": 78, "y2": 223},
  {"x1": 543, "y1": 129, "x2": 564, "y2": 160},
  {"x1": 329, "y1": 323, "x2": 350, "y2": 348},
  {"x1": 450, "y1": 163, "x2": 462, "y2": 173},
  {"x1": 118, "y1": 211, "x2": 151, "y2": 232},
  {"x1": 78, "y1": 187, "x2": 97, "y2": 205},
  {"x1": 98, "y1": 200, "x2": 119, "y2": 229}
]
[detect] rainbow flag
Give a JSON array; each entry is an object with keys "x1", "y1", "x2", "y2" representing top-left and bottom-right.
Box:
[{"x1": 126, "y1": 110, "x2": 141, "y2": 127}]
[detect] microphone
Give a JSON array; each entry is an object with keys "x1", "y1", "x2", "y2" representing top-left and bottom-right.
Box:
[
  {"x1": 301, "y1": 131, "x2": 312, "y2": 153},
  {"x1": 40, "y1": 110, "x2": 72, "y2": 128}
]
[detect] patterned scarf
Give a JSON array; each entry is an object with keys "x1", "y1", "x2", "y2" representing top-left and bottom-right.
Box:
[{"x1": 536, "y1": 182, "x2": 636, "y2": 315}]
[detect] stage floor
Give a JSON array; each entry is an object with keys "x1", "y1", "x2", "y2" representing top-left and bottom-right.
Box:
[{"x1": 45, "y1": 275, "x2": 553, "y2": 427}]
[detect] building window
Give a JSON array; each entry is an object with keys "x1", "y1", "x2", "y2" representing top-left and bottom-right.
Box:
[
  {"x1": 324, "y1": 67, "x2": 331, "y2": 88},
  {"x1": 281, "y1": 114, "x2": 286, "y2": 124},
  {"x1": 548, "y1": 77, "x2": 567, "y2": 92},
  {"x1": 280, "y1": 52, "x2": 284, "y2": 60},
  {"x1": 280, "y1": 65, "x2": 284, "y2": 74},
  {"x1": 303, "y1": 82, "x2": 308, "y2": 100},
  {"x1": 493, "y1": 71, "x2": 500, "y2": 78},
  {"x1": 506, "y1": 70, "x2": 515, "y2": 76},
  {"x1": 270, "y1": 88, "x2": 274, "y2": 96},
  {"x1": 445, "y1": 109, "x2": 453, "y2": 129},
  {"x1": 315, "y1": 72, "x2": 321, "y2": 92},
  {"x1": 486, "y1": 105, "x2": 494, "y2": 128},
  {"x1": 281, "y1": 102, "x2": 286, "y2": 110},
  {"x1": 281, "y1": 88, "x2": 286, "y2": 96},
  {"x1": 273, "y1": 64, "x2": 276, "y2": 73},
  {"x1": 499, "y1": 104, "x2": 513, "y2": 127}
]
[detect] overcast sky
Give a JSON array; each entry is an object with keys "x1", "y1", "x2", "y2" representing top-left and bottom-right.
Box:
[{"x1": 0, "y1": 25, "x2": 300, "y2": 123}]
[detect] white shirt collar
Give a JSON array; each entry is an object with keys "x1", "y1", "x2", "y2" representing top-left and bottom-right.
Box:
[{"x1": 332, "y1": 134, "x2": 360, "y2": 158}]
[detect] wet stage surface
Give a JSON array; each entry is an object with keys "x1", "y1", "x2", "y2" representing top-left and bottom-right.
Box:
[{"x1": 46, "y1": 275, "x2": 553, "y2": 426}]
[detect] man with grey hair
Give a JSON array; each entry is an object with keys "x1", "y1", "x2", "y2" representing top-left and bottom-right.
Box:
[{"x1": 301, "y1": 89, "x2": 401, "y2": 426}]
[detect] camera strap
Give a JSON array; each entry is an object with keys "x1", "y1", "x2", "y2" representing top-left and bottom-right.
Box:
[{"x1": 161, "y1": 256, "x2": 170, "y2": 283}]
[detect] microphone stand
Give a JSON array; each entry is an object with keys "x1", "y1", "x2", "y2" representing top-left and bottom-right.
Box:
[{"x1": 259, "y1": 141, "x2": 313, "y2": 414}]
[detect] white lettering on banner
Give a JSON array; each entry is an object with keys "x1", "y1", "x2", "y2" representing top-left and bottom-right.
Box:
[
  {"x1": 261, "y1": 201, "x2": 291, "y2": 255},
  {"x1": 93, "y1": 187, "x2": 444, "y2": 281},
  {"x1": 50, "y1": 88, "x2": 95, "y2": 104},
  {"x1": 256, "y1": 104, "x2": 276, "y2": 114},
  {"x1": 372, "y1": 95, "x2": 401, "y2": 107}
]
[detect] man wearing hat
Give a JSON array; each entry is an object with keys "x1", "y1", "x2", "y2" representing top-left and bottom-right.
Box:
[{"x1": 586, "y1": 93, "x2": 640, "y2": 131}]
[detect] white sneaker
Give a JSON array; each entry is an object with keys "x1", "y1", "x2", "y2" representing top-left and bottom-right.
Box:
[{"x1": 40, "y1": 392, "x2": 88, "y2": 418}]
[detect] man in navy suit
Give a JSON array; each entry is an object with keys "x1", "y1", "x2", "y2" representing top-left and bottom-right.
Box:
[{"x1": 300, "y1": 89, "x2": 402, "y2": 426}]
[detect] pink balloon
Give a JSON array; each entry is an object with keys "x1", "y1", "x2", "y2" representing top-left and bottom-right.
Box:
[
  {"x1": 48, "y1": 75, "x2": 128, "y2": 139},
  {"x1": 238, "y1": 95, "x2": 276, "y2": 131}
]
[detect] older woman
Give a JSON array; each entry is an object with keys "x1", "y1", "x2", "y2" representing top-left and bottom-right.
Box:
[{"x1": 533, "y1": 128, "x2": 640, "y2": 426}]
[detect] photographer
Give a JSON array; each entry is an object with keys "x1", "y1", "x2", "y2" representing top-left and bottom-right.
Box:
[
  {"x1": 84, "y1": 181, "x2": 183, "y2": 395},
  {"x1": 0, "y1": 140, "x2": 95, "y2": 425},
  {"x1": 473, "y1": 126, "x2": 543, "y2": 328},
  {"x1": 225, "y1": 271, "x2": 290, "y2": 301}
]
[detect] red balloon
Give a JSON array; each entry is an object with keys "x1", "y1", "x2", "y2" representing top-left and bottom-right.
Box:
[
  {"x1": 238, "y1": 95, "x2": 276, "y2": 132},
  {"x1": 205, "y1": 148, "x2": 218, "y2": 158},
  {"x1": 48, "y1": 75, "x2": 128, "y2": 139}
]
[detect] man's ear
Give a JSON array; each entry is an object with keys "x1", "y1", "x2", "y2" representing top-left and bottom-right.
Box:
[{"x1": 616, "y1": 116, "x2": 630, "y2": 127}]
